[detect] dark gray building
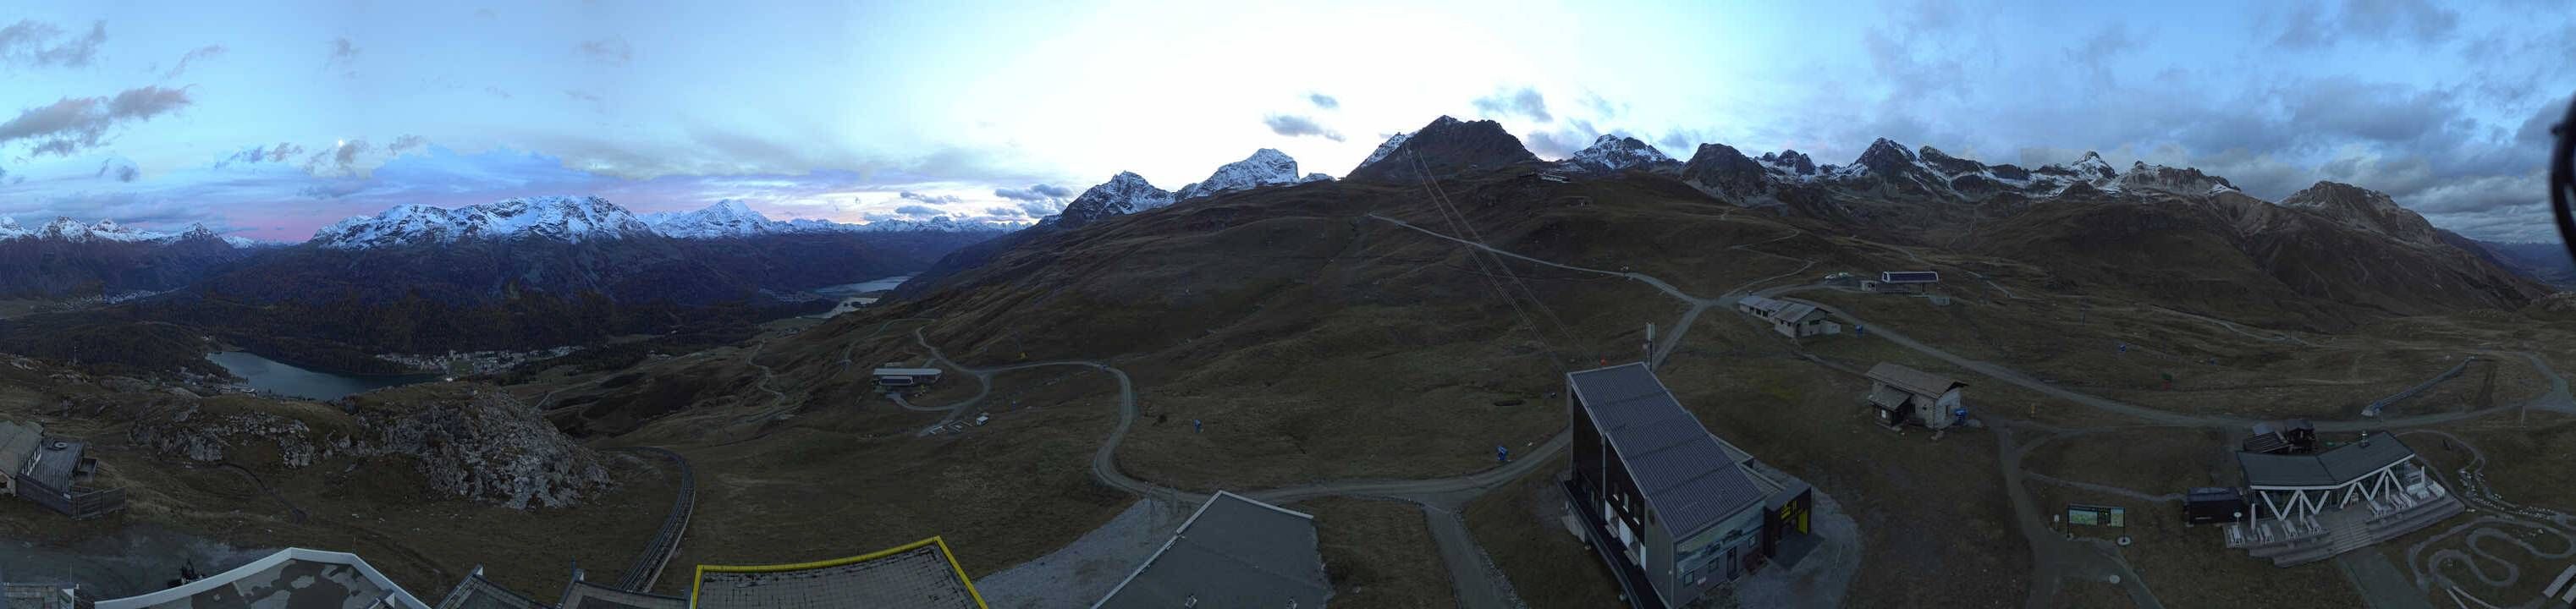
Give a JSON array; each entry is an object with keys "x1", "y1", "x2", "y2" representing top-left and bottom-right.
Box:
[
  {"x1": 1095, "y1": 490, "x2": 1331, "y2": 608},
  {"x1": 1562, "y1": 363, "x2": 1814, "y2": 608},
  {"x1": 1, "y1": 420, "x2": 123, "y2": 519}
]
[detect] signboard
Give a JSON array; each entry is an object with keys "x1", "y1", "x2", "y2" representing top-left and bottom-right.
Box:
[{"x1": 2067, "y1": 504, "x2": 2127, "y2": 528}]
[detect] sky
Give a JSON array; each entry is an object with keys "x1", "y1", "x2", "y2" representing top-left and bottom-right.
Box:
[{"x1": 2, "y1": 0, "x2": 2573, "y2": 242}]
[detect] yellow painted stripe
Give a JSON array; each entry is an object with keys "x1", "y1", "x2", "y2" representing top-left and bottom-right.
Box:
[
  {"x1": 685, "y1": 536, "x2": 985, "y2": 608},
  {"x1": 936, "y1": 536, "x2": 990, "y2": 609}
]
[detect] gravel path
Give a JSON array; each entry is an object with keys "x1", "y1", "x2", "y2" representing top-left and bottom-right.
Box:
[{"x1": 972, "y1": 498, "x2": 1190, "y2": 608}]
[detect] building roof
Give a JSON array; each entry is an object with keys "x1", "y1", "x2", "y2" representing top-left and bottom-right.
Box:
[
  {"x1": 434, "y1": 572, "x2": 546, "y2": 609},
  {"x1": 1865, "y1": 385, "x2": 1912, "y2": 409},
  {"x1": 0, "y1": 420, "x2": 40, "y2": 478},
  {"x1": 871, "y1": 368, "x2": 942, "y2": 376},
  {"x1": 691, "y1": 537, "x2": 983, "y2": 609},
  {"x1": 1566, "y1": 363, "x2": 1769, "y2": 540},
  {"x1": 1771, "y1": 302, "x2": 1830, "y2": 323},
  {"x1": 19, "y1": 437, "x2": 85, "y2": 492},
  {"x1": 1866, "y1": 362, "x2": 1965, "y2": 398},
  {"x1": 1737, "y1": 295, "x2": 1789, "y2": 314},
  {"x1": 96, "y1": 548, "x2": 433, "y2": 609},
  {"x1": 1095, "y1": 491, "x2": 1330, "y2": 609},
  {"x1": 2236, "y1": 435, "x2": 2419, "y2": 489},
  {"x1": 559, "y1": 579, "x2": 685, "y2": 609},
  {"x1": 1880, "y1": 271, "x2": 1940, "y2": 283}
]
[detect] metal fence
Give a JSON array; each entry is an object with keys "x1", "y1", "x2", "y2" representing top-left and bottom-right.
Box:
[{"x1": 608, "y1": 447, "x2": 696, "y2": 593}]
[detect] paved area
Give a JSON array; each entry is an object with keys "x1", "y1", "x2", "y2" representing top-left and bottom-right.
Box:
[{"x1": 972, "y1": 499, "x2": 1190, "y2": 609}]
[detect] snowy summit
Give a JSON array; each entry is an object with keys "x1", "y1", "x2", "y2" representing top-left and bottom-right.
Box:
[{"x1": 1175, "y1": 149, "x2": 1305, "y2": 200}]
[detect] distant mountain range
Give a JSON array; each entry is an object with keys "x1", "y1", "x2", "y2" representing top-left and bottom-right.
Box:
[
  {"x1": 901, "y1": 114, "x2": 2555, "y2": 332},
  {"x1": 317, "y1": 196, "x2": 1015, "y2": 249}
]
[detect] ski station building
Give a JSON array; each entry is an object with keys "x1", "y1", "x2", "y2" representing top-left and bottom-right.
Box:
[{"x1": 1560, "y1": 363, "x2": 1817, "y2": 609}]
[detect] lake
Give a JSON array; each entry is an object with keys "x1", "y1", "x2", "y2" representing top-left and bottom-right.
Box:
[
  {"x1": 805, "y1": 274, "x2": 912, "y2": 318},
  {"x1": 204, "y1": 351, "x2": 442, "y2": 401},
  {"x1": 811, "y1": 274, "x2": 915, "y2": 298}
]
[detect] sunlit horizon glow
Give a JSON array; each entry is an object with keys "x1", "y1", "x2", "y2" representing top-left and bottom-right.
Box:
[{"x1": 2, "y1": 0, "x2": 2570, "y2": 242}]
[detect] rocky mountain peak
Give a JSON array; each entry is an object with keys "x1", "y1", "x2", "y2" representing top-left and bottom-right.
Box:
[
  {"x1": 1561, "y1": 134, "x2": 1679, "y2": 175},
  {"x1": 1176, "y1": 148, "x2": 1302, "y2": 200},
  {"x1": 1761, "y1": 150, "x2": 1819, "y2": 176},
  {"x1": 1345, "y1": 115, "x2": 1538, "y2": 182},
  {"x1": 2279, "y1": 181, "x2": 2442, "y2": 246},
  {"x1": 1682, "y1": 143, "x2": 1775, "y2": 200},
  {"x1": 1049, "y1": 171, "x2": 1177, "y2": 230},
  {"x1": 1853, "y1": 138, "x2": 1920, "y2": 174}
]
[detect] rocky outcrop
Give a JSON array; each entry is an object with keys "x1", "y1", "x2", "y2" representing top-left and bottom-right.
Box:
[
  {"x1": 1345, "y1": 116, "x2": 1538, "y2": 182},
  {"x1": 130, "y1": 385, "x2": 613, "y2": 510},
  {"x1": 348, "y1": 387, "x2": 611, "y2": 510}
]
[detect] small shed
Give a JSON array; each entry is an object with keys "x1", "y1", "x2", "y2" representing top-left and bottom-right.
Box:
[
  {"x1": 872, "y1": 368, "x2": 944, "y2": 387},
  {"x1": 1734, "y1": 296, "x2": 1841, "y2": 339},
  {"x1": 1866, "y1": 271, "x2": 1940, "y2": 294},
  {"x1": 1863, "y1": 362, "x2": 1967, "y2": 430}
]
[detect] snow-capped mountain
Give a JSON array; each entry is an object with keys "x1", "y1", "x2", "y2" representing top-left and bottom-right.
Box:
[
  {"x1": 1175, "y1": 149, "x2": 1303, "y2": 200},
  {"x1": 326, "y1": 197, "x2": 1014, "y2": 248},
  {"x1": 313, "y1": 196, "x2": 657, "y2": 250},
  {"x1": 1357, "y1": 132, "x2": 1412, "y2": 173},
  {"x1": 1043, "y1": 172, "x2": 1175, "y2": 230},
  {"x1": 1301, "y1": 173, "x2": 1333, "y2": 184},
  {"x1": 1560, "y1": 134, "x2": 1681, "y2": 174},
  {"x1": 641, "y1": 200, "x2": 778, "y2": 238},
  {"x1": 0, "y1": 216, "x2": 270, "y2": 247}
]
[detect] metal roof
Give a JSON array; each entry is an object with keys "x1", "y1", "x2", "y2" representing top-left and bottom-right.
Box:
[
  {"x1": 434, "y1": 572, "x2": 547, "y2": 609},
  {"x1": 96, "y1": 548, "x2": 433, "y2": 609},
  {"x1": 1880, "y1": 271, "x2": 1940, "y2": 283},
  {"x1": 2236, "y1": 435, "x2": 2418, "y2": 489},
  {"x1": 1866, "y1": 385, "x2": 1912, "y2": 409},
  {"x1": 1866, "y1": 362, "x2": 1964, "y2": 398},
  {"x1": 20, "y1": 438, "x2": 84, "y2": 492},
  {"x1": 1771, "y1": 302, "x2": 1828, "y2": 323},
  {"x1": 871, "y1": 368, "x2": 942, "y2": 376},
  {"x1": 0, "y1": 420, "x2": 40, "y2": 477},
  {"x1": 691, "y1": 538, "x2": 983, "y2": 609},
  {"x1": 559, "y1": 579, "x2": 685, "y2": 609},
  {"x1": 1095, "y1": 491, "x2": 1331, "y2": 609},
  {"x1": 1737, "y1": 296, "x2": 1789, "y2": 314},
  {"x1": 1566, "y1": 363, "x2": 1768, "y2": 540}
]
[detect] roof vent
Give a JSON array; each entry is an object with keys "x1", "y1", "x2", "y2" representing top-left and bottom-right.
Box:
[{"x1": 47, "y1": 441, "x2": 68, "y2": 451}]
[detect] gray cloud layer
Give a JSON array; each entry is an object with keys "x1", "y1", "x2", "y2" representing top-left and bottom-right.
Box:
[
  {"x1": 0, "y1": 85, "x2": 195, "y2": 156},
  {"x1": 1263, "y1": 114, "x2": 1343, "y2": 141},
  {"x1": 1472, "y1": 87, "x2": 1551, "y2": 123},
  {"x1": 1308, "y1": 93, "x2": 1339, "y2": 109},
  {"x1": 162, "y1": 45, "x2": 226, "y2": 79},
  {"x1": 0, "y1": 19, "x2": 106, "y2": 68}
]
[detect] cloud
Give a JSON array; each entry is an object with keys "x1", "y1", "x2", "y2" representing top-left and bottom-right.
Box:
[
  {"x1": 1524, "y1": 119, "x2": 1604, "y2": 159},
  {"x1": 2069, "y1": 24, "x2": 2138, "y2": 85},
  {"x1": 1263, "y1": 114, "x2": 1344, "y2": 141},
  {"x1": 893, "y1": 204, "x2": 942, "y2": 217},
  {"x1": 162, "y1": 45, "x2": 226, "y2": 79},
  {"x1": 984, "y1": 206, "x2": 1020, "y2": 217},
  {"x1": 0, "y1": 19, "x2": 106, "y2": 68},
  {"x1": 2274, "y1": 0, "x2": 2459, "y2": 49},
  {"x1": 217, "y1": 141, "x2": 307, "y2": 167},
  {"x1": 301, "y1": 139, "x2": 372, "y2": 176},
  {"x1": 0, "y1": 85, "x2": 195, "y2": 157},
  {"x1": 564, "y1": 89, "x2": 603, "y2": 105},
  {"x1": 95, "y1": 158, "x2": 138, "y2": 183},
  {"x1": 994, "y1": 184, "x2": 1071, "y2": 201},
  {"x1": 576, "y1": 38, "x2": 632, "y2": 64},
  {"x1": 1308, "y1": 93, "x2": 1339, "y2": 110},
  {"x1": 484, "y1": 85, "x2": 513, "y2": 99},
  {"x1": 1015, "y1": 200, "x2": 1061, "y2": 217},
  {"x1": 327, "y1": 37, "x2": 360, "y2": 65},
  {"x1": 388, "y1": 134, "x2": 429, "y2": 153},
  {"x1": 898, "y1": 190, "x2": 962, "y2": 205},
  {"x1": 1471, "y1": 87, "x2": 1552, "y2": 123}
]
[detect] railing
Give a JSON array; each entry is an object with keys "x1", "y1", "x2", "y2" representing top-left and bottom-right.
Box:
[
  {"x1": 2362, "y1": 356, "x2": 2474, "y2": 417},
  {"x1": 608, "y1": 447, "x2": 696, "y2": 593}
]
